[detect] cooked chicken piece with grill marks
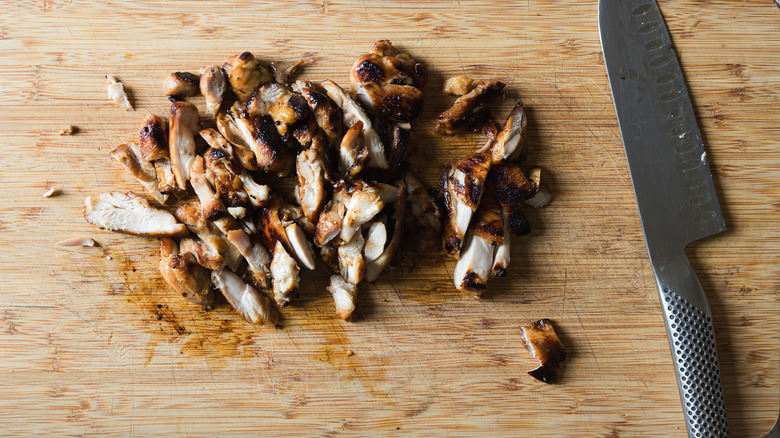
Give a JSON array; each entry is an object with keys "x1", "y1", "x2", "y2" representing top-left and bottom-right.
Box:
[
  {"x1": 153, "y1": 160, "x2": 177, "y2": 196},
  {"x1": 223, "y1": 52, "x2": 272, "y2": 102},
  {"x1": 110, "y1": 142, "x2": 168, "y2": 204},
  {"x1": 138, "y1": 114, "x2": 169, "y2": 162},
  {"x1": 338, "y1": 232, "x2": 366, "y2": 285},
  {"x1": 351, "y1": 41, "x2": 426, "y2": 89},
  {"x1": 328, "y1": 274, "x2": 358, "y2": 321},
  {"x1": 179, "y1": 236, "x2": 225, "y2": 270},
  {"x1": 163, "y1": 72, "x2": 200, "y2": 100},
  {"x1": 225, "y1": 229, "x2": 271, "y2": 289},
  {"x1": 337, "y1": 121, "x2": 368, "y2": 177},
  {"x1": 189, "y1": 156, "x2": 226, "y2": 221},
  {"x1": 353, "y1": 81, "x2": 424, "y2": 123},
  {"x1": 238, "y1": 170, "x2": 271, "y2": 207},
  {"x1": 271, "y1": 59, "x2": 305, "y2": 85},
  {"x1": 169, "y1": 101, "x2": 201, "y2": 190},
  {"x1": 159, "y1": 237, "x2": 214, "y2": 307},
  {"x1": 198, "y1": 65, "x2": 226, "y2": 117},
  {"x1": 442, "y1": 75, "x2": 480, "y2": 96},
  {"x1": 297, "y1": 81, "x2": 344, "y2": 147},
  {"x1": 523, "y1": 166, "x2": 552, "y2": 208},
  {"x1": 174, "y1": 200, "x2": 243, "y2": 271},
  {"x1": 322, "y1": 80, "x2": 388, "y2": 169},
  {"x1": 365, "y1": 183, "x2": 406, "y2": 282},
  {"x1": 490, "y1": 101, "x2": 528, "y2": 163},
  {"x1": 227, "y1": 104, "x2": 294, "y2": 176},
  {"x1": 270, "y1": 92, "x2": 309, "y2": 128},
  {"x1": 285, "y1": 223, "x2": 316, "y2": 270},
  {"x1": 386, "y1": 125, "x2": 411, "y2": 180},
  {"x1": 320, "y1": 240, "x2": 340, "y2": 271},
  {"x1": 492, "y1": 163, "x2": 537, "y2": 236},
  {"x1": 84, "y1": 192, "x2": 187, "y2": 237},
  {"x1": 491, "y1": 209, "x2": 511, "y2": 278},
  {"x1": 296, "y1": 147, "x2": 329, "y2": 223},
  {"x1": 199, "y1": 132, "x2": 249, "y2": 208},
  {"x1": 314, "y1": 192, "x2": 347, "y2": 247},
  {"x1": 402, "y1": 171, "x2": 441, "y2": 252},
  {"x1": 246, "y1": 83, "x2": 287, "y2": 117},
  {"x1": 270, "y1": 241, "x2": 300, "y2": 306},
  {"x1": 520, "y1": 318, "x2": 566, "y2": 383},
  {"x1": 363, "y1": 221, "x2": 386, "y2": 263},
  {"x1": 215, "y1": 112, "x2": 259, "y2": 171},
  {"x1": 106, "y1": 75, "x2": 133, "y2": 111},
  {"x1": 453, "y1": 232, "x2": 492, "y2": 298},
  {"x1": 440, "y1": 153, "x2": 492, "y2": 258},
  {"x1": 471, "y1": 190, "x2": 503, "y2": 246},
  {"x1": 211, "y1": 268, "x2": 278, "y2": 326},
  {"x1": 435, "y1": 80, "x2": 505, "y2": 135},
  {"x1": 257, "y1": 198, "x2": 291, "y2": 251},
  {"x1": 340, "y1": 180, "x2": 384, "y2": 244}
]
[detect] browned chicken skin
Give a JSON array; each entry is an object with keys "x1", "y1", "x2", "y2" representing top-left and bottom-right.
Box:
[
  {"x1": 164, "y1": 72, "x2": 200, "y2": 100},
  {"x1": 223, "y1": 52, "x2": 273, "y2": 102},
  {"x1": 138, "y1": 114, "x2": 169, "y2": 162}
]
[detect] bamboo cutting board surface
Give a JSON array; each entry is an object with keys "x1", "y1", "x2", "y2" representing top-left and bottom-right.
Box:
[{"x1": 0, "y1": 1, "x2": 777, "y2": 436}]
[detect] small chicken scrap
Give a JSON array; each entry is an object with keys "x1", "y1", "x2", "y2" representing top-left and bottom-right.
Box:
[
  {"x1": 106, "y1": 75, "x2": 133, "y2": 111},
  {"x1": 86, "y1": 41, "x2": 441, "y2": 324},
  {"x1": 520, "y1": 319, "x2": 566, "y2": 383}
]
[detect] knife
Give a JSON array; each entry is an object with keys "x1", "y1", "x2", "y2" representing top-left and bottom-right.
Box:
[{"x1": 599, "y1": 1, "x2": 730, "y2": 436}]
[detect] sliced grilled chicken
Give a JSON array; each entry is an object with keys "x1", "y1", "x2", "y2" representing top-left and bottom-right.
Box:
[
  {"x1": 200, "y1": 134, "x2": 249, "y2": 208},
  {"x1": 365, "y1": 182, "x2": 406, "y2": 282},
  {"x1": 442, "y1": 75, "x2": 480, "y2": 96},
  {"x1": 327, "y1": 274, "x2": 357, "y2": 321},
  {"x1": 402, "y1": 171, "x2": 441, "y2": 252},
  {"x1": 471, "y1": 191, "x2": 503, "y2": 246},
  {"x1": 270, "y1": 59, "x2": 305, "y2": 85},
  {"x1": 211, "y1": 268, "x2": 278, "y2": 326},
  {"x1": 314, "y1": 198, "x2": 346, "y2": 247},
  {"x1": 297, "y1": 81, "x2": 343, "y2": 147},
  {"x1": 353, "y1": 81, "x2": 423, "y2": 122},
  {"x1": 492, "y1": 163, "x2": 536, "y2": 236},
  {"x1": 225, "y1": 229, "x2": 271, "y2": 289},
  {"x1": 227, "y1": 104, "x2": 294, "y2": 176},
  {"x1": 105, "y1": 75, "x2": 133, "y2": 111},
  {"x1": 340, "y1": 180, "x2": 384, "y2": 243},
  {"x1": 85, "y1": 192, "x2": 187, "y2": 236},
  {"x1": 246, "y1": 82, "x2": 287, "y2": 117},
  {"x1": 169, "y1": 101, "x2": 201, "y2": 190},
  {"x1": 159, "y1": 237, "x2": 214, "y2": 307},
  {"x1": 270, "y1": 241, "x2": 300, "y2": 306},
  {"x1": 285, "y1": 223, "x2": 316, "y2": 270},
  {"x1": 490, "y1": 101, "x2": 528, "y2": 163},
  {"x1": 199, "y1": 65, "x2": 226, "y2": 117},
  {"x1": 337, "y1": 121, "x2": 368, "y2": 177},
  {"x1": 435, "y1": 80, "x2": 505, "y2": 135},
  {"x1": 386, "y1": 125, "x2": 411, "y2": 180},
  {"x1": 519, "y1": 318, "x2": 566, "y2": 383},
  {"x1": 154, "y1": 160, "x2": 177, "y2": 196},
  {"x1": 296, "y1": 147, "x2": 329, "y2": 223},
  {"x1": 179, "y1": 236, "x2": 225, "y2": 270},
  {"x1": 322, "y1": 80, "x2": 388, "y2": 169},
  {"x1": 440, "y1": 153, "x2": 492, "y2": 258},
  {"x1": 491, "y1": 209, "x2": 510, "y2": 277},
  {"x1": 453, "y1": 232, "x2": 492, "y2": 298},
  {"x1": 111, "y1": 142, "x2": 168, "y2": 204},
  {"x1": 269, "y1": 91, "x2": 309, "y2": 127},
  {"x1": 174, "y1": 200, "x2": 243, "y2": 271},
  {"x1": 363, "y1": 221, "x2": 386, "y2": 262},
  {"x1": 319, "y1": 240, "x2": 340, "y2": 272},
  {"x1": 239, "y1": 170, "x2": 271, "y2": 207},
  {"x1": 223, "y1": 52, "x2": 272, "y2": 102},
  {"x1": 163, "y1": 72, "x2": 199, "y2": 99},
  {"x1": 257, "y1": 198, "x2": 290, "y2": 252},
  {"x1": 338, "y1": 232, "x2": 365, "y2": 285},
  {"x1": 351, "y1": 41, "x2": 426, "y2": 89},
  {"x1": 138, "y1": 114, "x2": 169, "y2": 161},
  {"x1": 189, "y1": 156, "x2": 226, "y2": 221},
  {"x1": 215, "y1": 111, "x2": 259, "y2": 171}
]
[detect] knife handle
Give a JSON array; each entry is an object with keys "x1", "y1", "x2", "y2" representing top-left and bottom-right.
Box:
[{"x1": 656, "y1": 252, "x2": 730, "y2": 437}]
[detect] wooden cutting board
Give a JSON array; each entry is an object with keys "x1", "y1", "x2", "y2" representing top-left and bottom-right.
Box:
[{"x1": 0, "y1": 1, "x2": 777, "y2": 436}]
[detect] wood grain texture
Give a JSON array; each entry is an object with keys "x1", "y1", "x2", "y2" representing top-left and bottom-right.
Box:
[{"x1": 0, "y1": 0, "x2": 777, "y2": 436}]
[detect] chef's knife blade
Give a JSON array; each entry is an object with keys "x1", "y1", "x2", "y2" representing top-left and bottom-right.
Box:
[{"x1": 599, "y1": 1, "x2": 729, "y2": 436}]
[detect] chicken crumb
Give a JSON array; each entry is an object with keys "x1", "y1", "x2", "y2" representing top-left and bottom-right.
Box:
[
  {"x1": 106, "y1": 75, "x2": 133, "y2": 111},
  {"x1": 58, "y1": 125, "x2": 76, "y2": 135},
  {"x1": 106, "y1": 256, "x2": 113, "y2": 260},
  {"x1": 42, "y1": 186, "x2": 58, "y2": 198},
  {"x1": 56, "y1": 237, "x2": 97, "y2": 247},
  {"x1": 345, "y1": 350, "x2": 353, "y2": 357}
]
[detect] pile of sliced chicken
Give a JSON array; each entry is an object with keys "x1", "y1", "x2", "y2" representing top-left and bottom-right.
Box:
[
  {"x1": 86, "y1": 41, "x2": 442, "y2": 325},
  {"x1": 436, "y1": 77, "x2": 551, "y2": 297}
]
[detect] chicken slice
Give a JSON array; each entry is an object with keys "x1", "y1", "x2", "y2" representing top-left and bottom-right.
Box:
[
  {"x1": 227, "y1": 104, "x2": 294, "y2": 176},
  {"x1": 211, "y1": 268, "x2": 278, "y2": 326},
  {"x1": 350, "y1": 40, "x2": 427, "y2": 89},
  {"x1": 328, "y1": 274, "x2": 358, "y2": 321},
  {"x1": 401, "y1": 171, "x2": 441, "y2": 252},
  {"x1": 285, "y1": 223, "x2": 316, "y2": 270},
  {"x1": 296, "y1": 147, "x2": 329, "y2": 223},
  {"x1": 174, "y1": 200, "x2": 243, "y2": 272},
  {"x1": 471, "y1": 191, "x2": 503, "y2": 246},
  {"x1": 138, "y1": 114, "x2": 169, "y2": 162},
  {"x1": 216, "y1": 112, "x2": 259, "y2": 171},
  {"x1": 492, "y1": 209, "x2": 510, "y2": 277},
  {"x1": 322, "y1": 80, "x2": 388, "y2": 169},
  {"x1": 386, "y1": 125, "x2": 411, "y2": 180},
  {"x1": 85, "y1": 192, "x2": 187, "y2": 237},
  {"x1": 365, "y1": 182, "x2": 406, "y2": 282},
  {"x1": 225, "y1": 229, "x2": 271, "y2": 289},
  {"x1": 200, "y1": 133, "x2": 249, "y2": 209},
  {"x1": 353, "y1": 81, "x2": 423, "y2": 122},
  {"x1": 453, "y1": 232, "x2": 492, "y2": 298},
  {"x1": 337, "y1": 121, "x2": 368, "y2": 177},
  {"x1": 163, "y1": 72, "x2": 200, "y2": 99},
  {"x1": 169, "y1": 101, "x2": 201, "y2": 190},
  {"x1": 179, "y1": 237, "x2": 225, "y2": 270},
  {"x1": 338, "y1": 232, "x2": 366, "y2": 285},
  {"x1": 159, "y1": 237, "x2": 214, "y2": 307},
  {"x1": 435, "y1": 80, "x2": 505, "y2": 135},
  {"x1": 154, "y1": 159, "x2": 177, "y2": 196},
  {"x1": 490, "y1": 101, "x2": 528, "y2": 163},
  {"x1": 270, "y1": 241, "x2": 300, "y2": 306},
  {"x1": 110, "y1": 142, "x2": 168, "y2": 204},
  {"x1": 189, "y1": 156, "x2": 226, "y2": 221},
  {"x1": 442, "y1": 75, "x2": 480, "y2": 96},
  {"x1": 519, "y1": 318, "x2": 566, "y2": 383},
  {"x1": 105, "y1": 75, "x2": 132, "y2": 111},
  {"x1": 199, "y1": 65, "x2": 226, "y2": 117},
  {"x1": 246, "y1": 82, "x2": 287, "y2": 117},
  {"x1": 269, "y1": 91, "x2": 310, "y2": 127},
  {"x1": 314, "y1": 198, "x2": 346, "y2": 247},
  {"x1": 492, "y1": 163, "x2": 538, "y2": 236},
  {"x1": 440, "y1": 153, "x2": 492, "y2": 258},
  {"x1": 239, "y1": 170, "x2": 271, "y2": 207},
  {"x1": 297, "y1": 81, "x2": 343, "y2": 147},
  {"x1": 363, "y1": 221, "x2": 386, "y2": 263},
  {"x1": 223, "y1": 52, "x2": 272, "y2": 102},
  {"x1": 270, "y1": 59, "x2": 305, "y2": 85},
  {"x1": 340, "y1": 180, "x2": 384, "y2": 243},
  {"x1": 257, "y1": 198, "x2": 290, "y2": 252}
]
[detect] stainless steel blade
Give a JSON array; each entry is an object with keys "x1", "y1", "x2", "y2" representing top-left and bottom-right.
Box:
[{"x1": 599, "y1": 0, "x2": 729, "y2": 436}]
